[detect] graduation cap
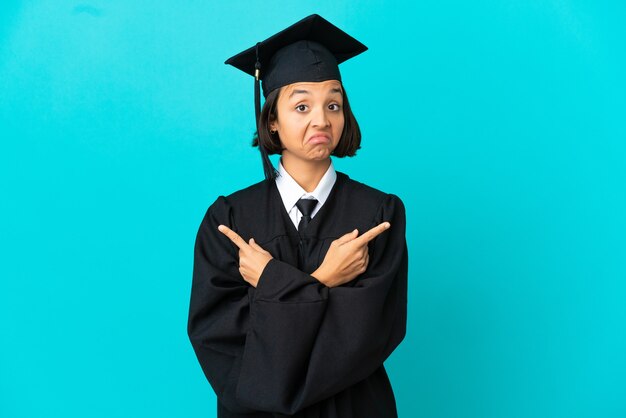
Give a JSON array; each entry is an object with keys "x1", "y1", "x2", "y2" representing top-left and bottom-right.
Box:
[{"x1": 225, "y1": 14, "x2": 368, "y2": 180}]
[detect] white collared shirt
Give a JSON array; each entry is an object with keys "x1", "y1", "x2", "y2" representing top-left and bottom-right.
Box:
[{"x1": 275, "y1": 159, "x2": 337, "y2": 230}]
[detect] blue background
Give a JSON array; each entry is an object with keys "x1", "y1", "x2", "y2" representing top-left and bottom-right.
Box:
[{"x1": 1, "y1": 1, "x2": 625, "y2": 417}]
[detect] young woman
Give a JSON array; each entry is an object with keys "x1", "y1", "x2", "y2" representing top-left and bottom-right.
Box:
[{"x1": 188, "y1": 14, "x2": 408, "y2": 418}]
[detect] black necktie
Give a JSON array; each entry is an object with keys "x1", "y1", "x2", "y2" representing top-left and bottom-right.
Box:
[{"x1": 295, "y1": 198, "x2": 318, "y2": 232}]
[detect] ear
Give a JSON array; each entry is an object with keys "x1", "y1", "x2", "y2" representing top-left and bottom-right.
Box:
[{"x1": 269, "y1": 121, "x2": 277, "y2": 131}]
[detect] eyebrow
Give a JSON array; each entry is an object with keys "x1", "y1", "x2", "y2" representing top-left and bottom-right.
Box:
[
  {"x1": 288, "y1": 87, "x2": 343, "y2": 98},
  {"x1": 289, "y1": 89, "x2": 309, "y2": 98}
]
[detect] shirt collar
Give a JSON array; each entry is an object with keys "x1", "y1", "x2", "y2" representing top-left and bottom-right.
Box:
[{"x1": 275, "y1": 159, "x2": 337, "y2": 213}]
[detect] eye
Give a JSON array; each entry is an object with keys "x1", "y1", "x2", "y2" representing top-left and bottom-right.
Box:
[
  {"x1": 295, "y1": 104, "x2": 308, "y2": 112},
  {"x1": 328, "y1": 103, "x2": 342, "y2": 111}
]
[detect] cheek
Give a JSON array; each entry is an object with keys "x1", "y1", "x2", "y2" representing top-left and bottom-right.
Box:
[
  {"x1": 282, "y1": 114, "x2": 308, "y2": 132},
  {"x1": 333, "y1": 114, "x2": 345, "y2": 138},
  {"x1": 278, "y1": 117, "x2": 308, "y2": 146}
]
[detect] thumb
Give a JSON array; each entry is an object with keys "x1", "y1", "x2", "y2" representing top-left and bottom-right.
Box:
[
  {"x1": 249, "y1": 238, "x2": 267, "y2": 252},
  {"x1": 336, "y1": 228, "x2": 359, "y2": 244}
]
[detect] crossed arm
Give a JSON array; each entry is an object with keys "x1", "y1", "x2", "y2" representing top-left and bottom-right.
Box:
[
  {"x1": 217, "y1": 221, "x2": 391, "y2": 288},
  {"x1": 189, "y1": 194, "x2": 407, "y2": 414}
]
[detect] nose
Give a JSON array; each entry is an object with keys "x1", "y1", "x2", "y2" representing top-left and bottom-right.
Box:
[{"x1": 310, "y1": 105, "x2": 330, "y2": 128}]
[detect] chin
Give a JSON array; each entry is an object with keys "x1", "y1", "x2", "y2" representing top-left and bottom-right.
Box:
[
  {"x1": 307, "y1": 149, "x2": 333, "y2": 160},
  {"x1": 310, "y1": 144, "x2": 337, "y2": 157}
]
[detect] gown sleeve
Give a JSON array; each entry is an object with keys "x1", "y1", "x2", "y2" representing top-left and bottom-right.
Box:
[
  {"x1": 187, "y1": 196, "x2": 259, "y2": 414},
  {"x1": 188, "y1": 193, "x2": 408, "y2": 415}
]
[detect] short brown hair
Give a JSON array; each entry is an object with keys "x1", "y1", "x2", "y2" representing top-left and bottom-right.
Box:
[{"x1": 252, "y1": 84, "x2": 362, "y2": 157}]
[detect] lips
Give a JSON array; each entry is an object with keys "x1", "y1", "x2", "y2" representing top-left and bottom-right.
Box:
[{"x1": 307, "y1": 133, "x2": 331, "y2": 144}]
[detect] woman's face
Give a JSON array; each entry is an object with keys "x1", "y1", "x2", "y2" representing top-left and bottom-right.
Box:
[{"x1": 270, "y1": 80, "x2": 345, "y2": 163}]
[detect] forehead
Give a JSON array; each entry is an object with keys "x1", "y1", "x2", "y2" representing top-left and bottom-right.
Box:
[{"x1": 280, "y1": 80, "x2": 343, "y2": 98}]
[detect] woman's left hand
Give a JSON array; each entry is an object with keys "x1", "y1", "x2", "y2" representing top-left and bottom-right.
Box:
[{"x1": 218, "y1": 225, "x2": 273, "y2": 287}]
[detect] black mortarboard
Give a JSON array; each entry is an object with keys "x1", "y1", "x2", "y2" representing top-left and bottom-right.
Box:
[{"x1": 224, "y1": 14, "x2": 368, "y2": 180}]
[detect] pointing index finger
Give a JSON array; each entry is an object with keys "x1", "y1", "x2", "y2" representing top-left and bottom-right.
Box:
[
  {"x1": 217, "y1": 225, "x2": 249, "y2": 250},
  {"x1": 355, "y1": 222, "x2": 391, "y2": 245}
]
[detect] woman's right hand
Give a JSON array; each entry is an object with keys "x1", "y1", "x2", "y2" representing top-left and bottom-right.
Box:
[{"x1": 311, "y1": 222, "x2": 390, "y2": 288}]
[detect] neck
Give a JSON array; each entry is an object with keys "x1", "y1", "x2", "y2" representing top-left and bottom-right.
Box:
[{"x1": 281, "y1": 155, "x2": 331, "y2": 193}]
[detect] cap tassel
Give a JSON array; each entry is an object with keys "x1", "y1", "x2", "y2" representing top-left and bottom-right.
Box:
[{"x1": 254, "y1": 43, "x2": 276, "y2": 181}]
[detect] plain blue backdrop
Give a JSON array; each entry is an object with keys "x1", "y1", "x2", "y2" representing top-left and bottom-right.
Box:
[{"x1": 1, "y1": 1, "x2": 625, "y2": 417}]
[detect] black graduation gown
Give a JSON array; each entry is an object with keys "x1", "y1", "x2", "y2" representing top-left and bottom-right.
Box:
[{"x1": 188, "y1": 171, "x2": 408, "y2": 417}]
